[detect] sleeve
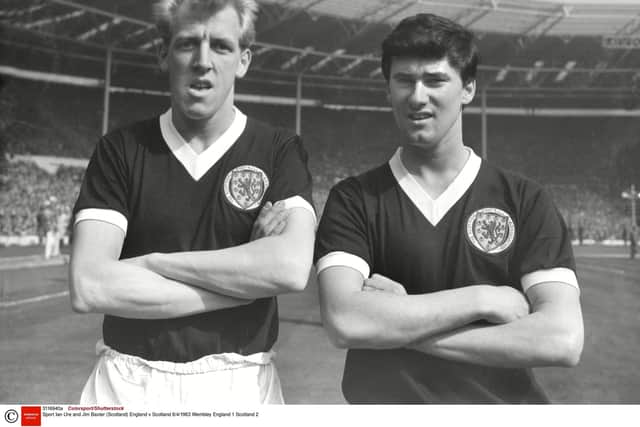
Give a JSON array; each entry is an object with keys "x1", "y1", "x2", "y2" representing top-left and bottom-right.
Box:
[
  {"x1": 314, "y1": 178, "x2": 372, "y2": 279},
  {"x1": 514, "y1": 186, "x2": 579, "y2": 293},
  {"x1": 267, "y1": 132, "x2": 315, "y2": 221},
  {"x1": 72, "y1": 134, "x2": 130, "y2": 234}
]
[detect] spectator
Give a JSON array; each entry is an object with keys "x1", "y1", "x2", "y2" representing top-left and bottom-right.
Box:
[
  {"x1": 36, "y1": 203, "x2": 47, "y2": 245},
  {"x1": 56, "y1": 205, "x2": 71, "y2": 250},
  {"x1": 43, "y1": 199, "x2": 57, "y2": 259}
]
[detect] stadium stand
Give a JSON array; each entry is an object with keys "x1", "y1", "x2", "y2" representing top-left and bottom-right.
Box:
[
  {"x1": 0, "y1": 159, "x2": 82, "y2": 239},
  {"x1": 1, "y1": 81, "x2": 635, "y2": 242}
]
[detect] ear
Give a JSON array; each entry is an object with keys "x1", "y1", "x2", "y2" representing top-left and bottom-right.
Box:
[
  {"x1": 236, "y1": 48, "x2": 252, "y2": 78},
  {"x1": 461, "y1": 79, "x2": 476, "y2": 105},
  {"x1": 157, "y1": 42, "x2": 169, "y2": 72}
]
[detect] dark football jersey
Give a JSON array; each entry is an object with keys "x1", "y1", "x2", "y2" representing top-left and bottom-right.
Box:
[
  {"x1": 74, "y1": 108, "x2": 314, "y2": 363},
  {"x1": 315, "y1": 147, "x2": 577, "y2": 403}
]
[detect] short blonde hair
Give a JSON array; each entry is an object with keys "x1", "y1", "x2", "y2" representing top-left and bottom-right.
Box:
[{"x1": 153, "y1": 0, "x2": 258, "y2": 49}]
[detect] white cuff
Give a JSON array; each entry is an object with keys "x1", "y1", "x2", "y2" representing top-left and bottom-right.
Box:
[
  {"x1": 521, "y1": 267, "x2": 579, "y2": 294},
  {"x1": 75, "y1": 208, "x2": 128, "y2": 235},
  {"x1": 282, "y1": 195, "x2": 316, "y2": 224},
  {"x1": 316, "y1": 251, "x2": 370, "y2": 279}
]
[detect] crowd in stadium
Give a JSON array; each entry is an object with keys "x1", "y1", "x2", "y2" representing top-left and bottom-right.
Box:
[
  {"x1": 0, "y1": 161, "x2": 82, "y2": 239},
  {"x1": 551, "y1": 186, "x2": 630, "y2": 243},
  {"x1": 0, "y1": 154, "x2": 631, "y2": 244},
  {"x1": 0, "y1": 83, "x2": 636, "y2": 244}
]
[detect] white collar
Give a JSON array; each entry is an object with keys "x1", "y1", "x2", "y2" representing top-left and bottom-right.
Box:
[
  {"x1": 159, "y1": 107, "x2": 247, "y2": 181},
  {"x1": 388, "y1": 146, "x2": 482, "y2": 226}
]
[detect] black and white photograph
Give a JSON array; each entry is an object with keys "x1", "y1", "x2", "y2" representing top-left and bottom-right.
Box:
[{"x1": 1, "y1": 0, "x2": 639, "y2": 418}]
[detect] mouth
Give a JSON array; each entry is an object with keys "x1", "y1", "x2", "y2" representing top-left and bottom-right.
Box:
[
  {"x1": 408, "y1": 111, "x2": 433, "y2": 122},
  {"x1": 188, "y1": 80, "x2": 213, "y2": 93}
]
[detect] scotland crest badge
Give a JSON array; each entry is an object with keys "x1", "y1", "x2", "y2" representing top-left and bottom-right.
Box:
[
  {"x1": 223, "y1": 165, "x2": 269, "y2": 211},
  {"x1": 466, "y1": 207, "x2": 515, "y2": 254}
]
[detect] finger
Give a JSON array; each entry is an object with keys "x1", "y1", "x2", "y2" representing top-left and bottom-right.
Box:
[
  {"x1": 271, "y1": 219, "x2": 287, "y2": 235},
  {"x1": 259, "y1": 209, "x2": 289, "y2": 237},
  {"x1": 259, "y1": 201, "x2": 273, "y2": 216},
  {"x1": 257, "y1": 201, "x2": 285, "y2": 227},
  {"x1": 264, "y1": 209, "x2": 289, "y2": 234},
  {"x1": 370, "y1": 274, "x2": 396, "y2": 286},
  {"x1": 363, "y1": 280, "x2": 388, "y2": 292},
  {"x1": 365, "y1": 276, "x2": 393, "y2": 289},
  {"x1": 251, "y1": 202, "x2": 274, "y2": 238}
]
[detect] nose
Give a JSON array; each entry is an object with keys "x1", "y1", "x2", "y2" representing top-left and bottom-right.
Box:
[
  {"x1": 193, "y1": 40, "x2": 212, "y2": 71},
  {"x1": 408, "y1": 80, "x2": 429, "y2": 109}
]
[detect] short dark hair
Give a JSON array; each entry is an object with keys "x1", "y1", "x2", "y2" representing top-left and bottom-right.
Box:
[{"x1": 381, "y1": 13, "x2": 479, "y2": 84}]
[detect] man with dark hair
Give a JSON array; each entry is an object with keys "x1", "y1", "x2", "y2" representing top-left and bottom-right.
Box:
[
  {"x1": 315, "y1": 13, "x2": 583, "y2": 403},
  {"x1": 70, "y1": 0, "x2": 315, "y2": 405}
]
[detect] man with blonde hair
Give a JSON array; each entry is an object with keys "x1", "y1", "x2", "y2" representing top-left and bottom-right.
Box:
[{"x1": 70, "y1": 0, "x2": 315, "y2": 405}]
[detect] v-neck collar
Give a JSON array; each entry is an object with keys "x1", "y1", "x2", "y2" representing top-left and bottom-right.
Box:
[
  {"x1": 159, "y1": 107, "x2": 247, "y2": 181},
  {"x1": 388, "y1": 146, "x2": 482, "y2": 226}
]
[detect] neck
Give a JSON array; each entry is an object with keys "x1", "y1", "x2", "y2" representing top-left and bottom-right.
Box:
[
  {"x1": 171, "y1": 104, "x2": 236, "y2": 153},
  {"x1": 401, "y1": 117, "x2": 467, "y2": 177},
  {"x1": 401, "y1": 142, "x2": 468, "y2": 177},
  {"x1": 399, "y1": 119, "x2": 470, "y2": 199}
]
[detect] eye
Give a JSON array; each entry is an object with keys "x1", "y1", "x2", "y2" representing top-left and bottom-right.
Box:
[
  {"x1": 210, "y1": 40, "x2": 233, "y2": 52},
  {"x1": 394, "y1": 75, "x2": 414, "y2": 86},
  {"x1": 423, "y1": 78, "x2": 447, "y2": 87},
  {"x1": 175, "y1": 38, "x2": 198, "y2": 50}
]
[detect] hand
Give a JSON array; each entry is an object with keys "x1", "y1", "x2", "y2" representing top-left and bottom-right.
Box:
[
  {"x1": 363, "y1": 274, "x2": 407, "y2": 296},
  {"x1": 250, "y1": 201, "x2": 289, "y2": 241},
  {"x1": 480, "y1": 285, "x2": 530, "y2": 324}
]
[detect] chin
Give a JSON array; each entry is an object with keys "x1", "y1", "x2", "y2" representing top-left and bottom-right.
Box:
[
  {"x1": 181, "y1": 106, "x2": 217, "y2": 121},
  {"x1": 406, "y1": 134, "x2": 436, "y2": 148}
]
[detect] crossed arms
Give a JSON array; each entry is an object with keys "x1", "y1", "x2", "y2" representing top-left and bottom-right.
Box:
[
  {"x1": 318, "y1": 268, "x2": 583, "y2": 368},
  {"x1": 70, "y1": 201, "x2": 315, "y2": 319}
]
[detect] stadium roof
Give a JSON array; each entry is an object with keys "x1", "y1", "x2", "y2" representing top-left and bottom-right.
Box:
[
  {"x1": 261, "y1": 0, "x2": 640, "y2": 38},
  {"x1": 1, "y1": 0, "x2": 640, "y2": 108}
]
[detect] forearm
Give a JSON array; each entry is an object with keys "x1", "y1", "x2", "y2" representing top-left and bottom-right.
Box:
[
  {"x1": 322, "y1": 286, "x2": 489, "y2": 349},
  {"x1": 410, "y1": 311, "x2": 583, "y2": 368},
  {"x1": 143, "y1": 235, "x2": 312, "y2": 299},
  {"x1": 70, "y1": 258, "x2": 251, "y2": 319}
]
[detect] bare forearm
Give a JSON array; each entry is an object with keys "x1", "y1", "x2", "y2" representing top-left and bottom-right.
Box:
[
  {"x1": 323, "y1": 286, "x2": 489, "y2": 349},
  {"x1": 70, "y1": 259, "x2": 251, "y2": 319},
  {"x1": 144, "y1": 236, "x2": 312, "y2": 299},
  {"x1": 410, "y1": 312, "x2": 582, "y2": 368}
]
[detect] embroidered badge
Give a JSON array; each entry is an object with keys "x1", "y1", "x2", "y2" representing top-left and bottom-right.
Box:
[
  {"x1": 466, "y1": 207, "x2": 515, "y2": 254},
  {"x1": 223, "y1": 165, "x2": 269, "y2": 211}
]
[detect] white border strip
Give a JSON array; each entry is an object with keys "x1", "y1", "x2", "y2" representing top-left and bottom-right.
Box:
[
  {"x1": 283, "y1": 195, "x2": 317, "y2": 224},
  {"x1": 521, "y1": 267, "x2": 580, "y2": 294},
  {"x1": 316, "y1": 251, "x2": 370, "y2": 279},
  {"x1": 75, "y1": 208, "x2": 128, "y2": 235}
]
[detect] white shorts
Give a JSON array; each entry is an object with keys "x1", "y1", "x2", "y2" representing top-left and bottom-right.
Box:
[{"x1": 80, "y1": 340, "x2": 284, "y2": 405}]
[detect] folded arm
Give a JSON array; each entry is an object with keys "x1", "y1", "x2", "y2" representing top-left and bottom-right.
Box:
[
  {"x1": 409, "y1": 282, "x2": 584, "y2": 368},
  {"x1": 69, "y1": 220, "x2": 252, "y2": 319},
  {"x1": 318, "y1": 267, "x2": 529, "y2": 349},
  {"x1": 137, "y1": 204, "x2": 316, "y2": 299}
]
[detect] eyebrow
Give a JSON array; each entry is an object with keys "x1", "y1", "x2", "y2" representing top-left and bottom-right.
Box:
[
  {"x1": 173, "y1": 32, "x2": 236, "y2": 46},
  {"x1": 392, "y1": 71, "x2": 451, "y2": 79}
]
